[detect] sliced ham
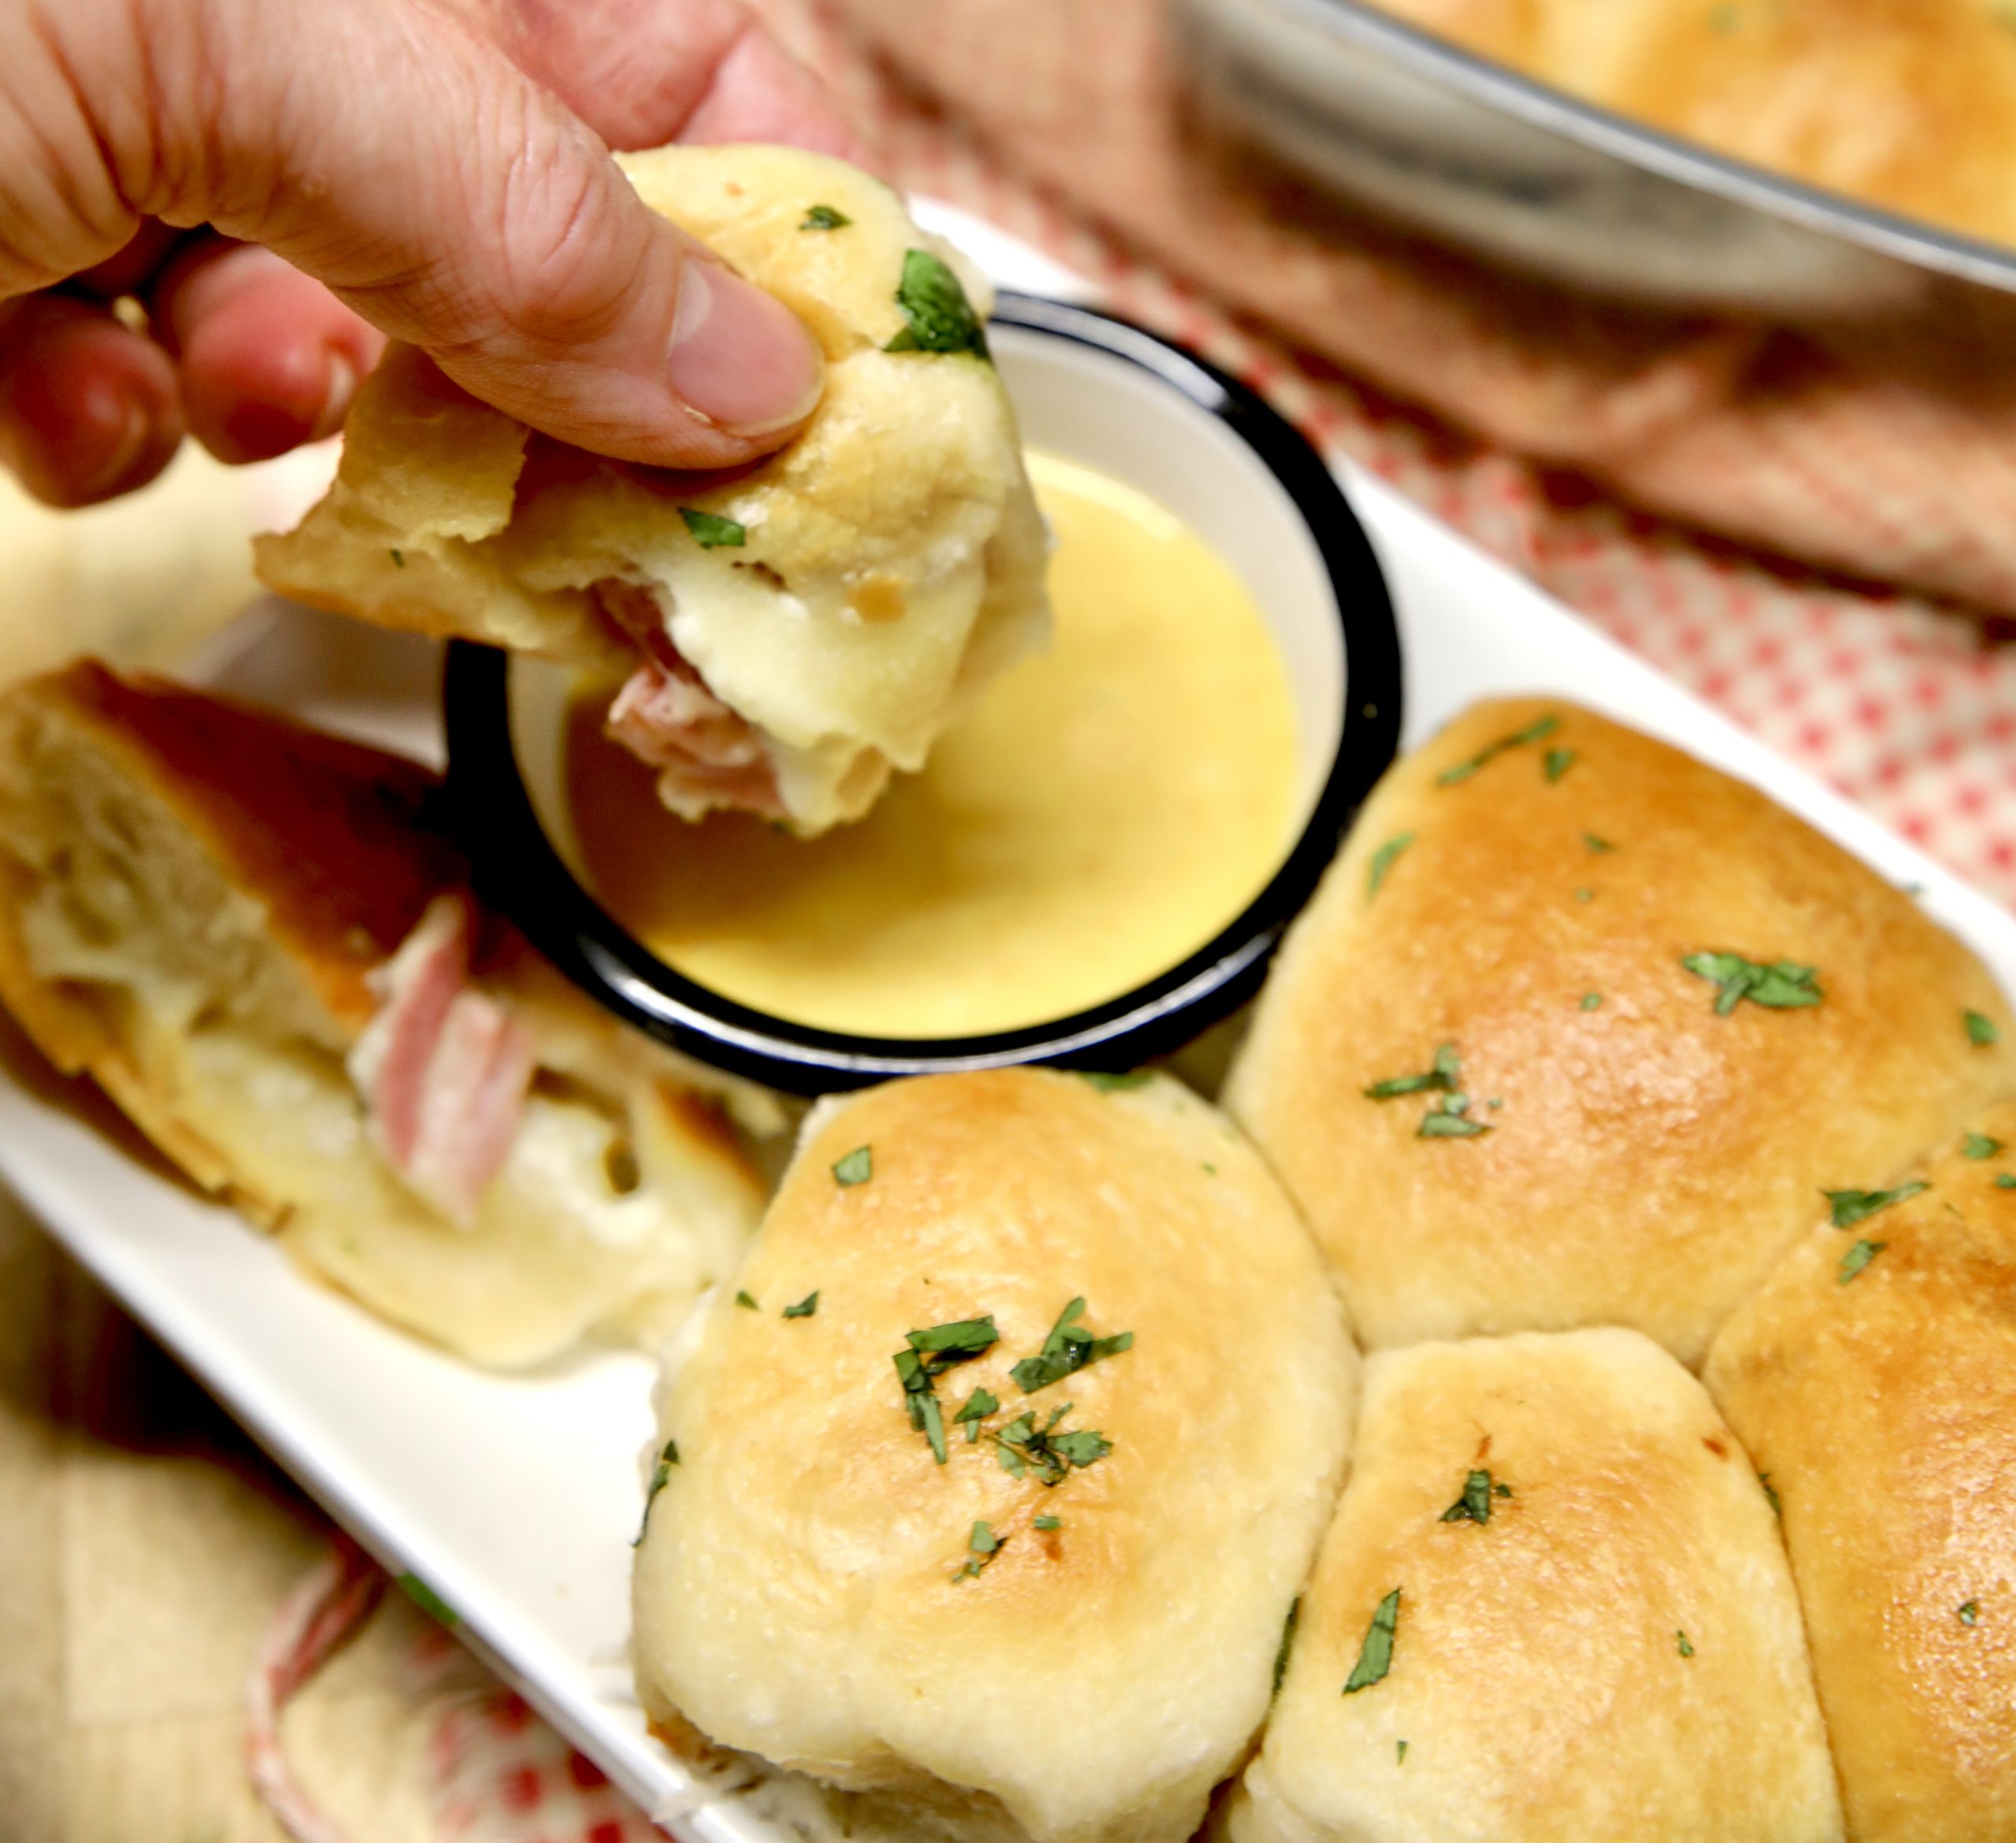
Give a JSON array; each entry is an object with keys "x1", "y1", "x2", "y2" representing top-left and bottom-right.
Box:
[
  {"x1": 347, "y1": 896, "x2": 536, "y2": 1224},
  {"x1": 595, "y1": 580, "x2": 784, "y2": 821}
]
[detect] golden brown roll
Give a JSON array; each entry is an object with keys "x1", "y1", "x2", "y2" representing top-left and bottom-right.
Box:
[
  {"x1": 1232, "y1": 1328, "x2": 1841, "y2": 1843},
  {"x1": 1226, "y1": 698, "x2": 2014, "y2": 1363},
  {"x1": 632, "y1": 1069, "x2": 1357, "y2": 1843},
  {"x1": 1362, "y1": 0, "x2": 2016, "y2": 251},
  {"x1": 1706, "y1": 1106, "x2": 2016, "y2": 1843},
  {"x1": 256, "y1": 143, "x2": 1049, "y2": 836},
  {"x1": 0, "y1": 662, "x2": 764, "y2": 1366}
]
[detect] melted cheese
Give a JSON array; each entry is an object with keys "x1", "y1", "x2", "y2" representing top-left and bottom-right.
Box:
[{"x1": 566, "y1": 453, "x2": 1297, "y2": 1039}]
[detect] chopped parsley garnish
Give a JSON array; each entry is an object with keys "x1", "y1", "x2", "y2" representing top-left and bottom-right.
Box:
[
  {"x1": 895, "y1": 1319, "x2": 1002, "y2": 1463},
  {"x1": 1677, "y1": 1630, "x2": 1695, "y2": 1659},
  {"x1": 1437, "y1": 715, "x2": 1559, "y2": 786},
  {"x1": 1838, "y1": 1239, "x2": 1887, "y2": 1285},
  {"x1": 832, "y1": 1145, "x2": 873, "y2": 1186},
  {"x1": 1396, "y1": 1740, "x2": 1409, "y2": 1765},
  {"x1": 735, "y1": 1290, "x2": 759, "y2": 1310},
  {"x1": 952, "y1": 1519, "x2": 1002, "y2": 1582},
  {"x1": 885, "y1": 249, "x2": 989, "y2": 357},
  {"x1": 1544, "y1": 747, "x2": 1577, "y2": 783},
  {"x1": 1968, "y1": 1010, "x2": 2000, "y2": 1047},
  {"x1": 801, "y1": 203, "x2": 851, "y2": 230},
  {"x1": 1584, "y1": 833, "x2": 1614, "y2": 853},
  {"x1": 954, "y1": 1385, "x2": 999, "y2": 1442},
  {"x1": 910, "y1": 1316, "x2": 999, "y2": 1358},
  {"x1": 1367, "y1": 833, "x2": 1414, "y2": 901},
  {"x1": 1369, "y1": 1045, "x2": 1491, "y2": 1137},
  {"x1": 1966, "y1": 1134, "x2": 2005, "y2": 1161},
  {"x1": 1034, "y1": 1514, "x2": 1061, "y2": 1532},
  {"x1": 1010, "y1": 1297, "x2": 1133, "y2": 1392},
  {"x1": 1440, "y1": 1467, "x2": 1503, "y2": 1525},
  {"x1": 1681, "y1": 952, "x2": 1823, "y2": 1015},
  {"x1": 1961, "y1": 1600, "x2": 1981, "y2": 1626},
  {"x1": 630, "y1": 1438, "x2": 680, "y2": 1548},
  {"x1": 388, "y1": 547, "x2": 406, "y2": 568},
  {"x1": 1420, "y1": 1108, "x2": 1489, "y2": 1139},
  {"x1": 783, "y1": 1291, "x2": 820, "y2": 1318},
  {"x1": 2000, "y1": 1174, "x2": 2016, "y2": 1190},
  {"x1": 1581, "y1": 992, "x2": 1603, "y2": 1010},
  {"x1": 1366, "y1": 1044, "x2": 1461, "y2": 1099},
  {"x1": 397, "y1": 1574, "x2": 458, "y2": 1626},
  {"x1": 991, "y1": 1407, "x2": 1112, "y2": 1484},
  {"x1": 1759, "y1": 1472, "x2": 1782, "y2": 1518},
  {"x1": 1343, "y1": 1588, "x2": 1401, "y2": 1694},
  {"x1": 679, "y1": 507, "x2": 747, "y2": 549},
  {"x1": 1273, "y1": 1596, "x2": 1301, "y2": 1695},
  {"x1": 1573, "y1": 888, "x2": 1595, "y2": 903},
  {"x1": 1825, "y1": 1182, "x2": 1927, "y2": 1229},
  {"x1": 1079, "y1": 1070, "x2": 1153, "y2": 1091}
]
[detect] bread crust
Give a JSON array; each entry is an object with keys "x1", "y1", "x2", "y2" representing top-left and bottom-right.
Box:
[
  {"x1": 1233, "y1": 1329, "x2": 1842, "y2": 1843},
  {"x1": 633, "y1": 1069, "x2": 1358, "y2": 1843},
  {"x1": 1707, "y1": 1107, "x2": 2016, "y2": 1843},
  {"x1": 1228, "y1": 697, "x2": 2015, "y2": 1363}
]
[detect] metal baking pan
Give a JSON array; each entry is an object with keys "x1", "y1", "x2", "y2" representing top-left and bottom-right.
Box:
[{"x1": 1177, "y1": 0, "x2": 2016, "y2": 323}]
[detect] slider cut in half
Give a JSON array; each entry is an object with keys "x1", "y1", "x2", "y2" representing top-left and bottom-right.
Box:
[
  {"x1": 1232, "y1": 1329, "x2": 1842, "y2": 1843},
  {"x1": 1707, "y1": 1108, "x2": 2016, "y2": 1843},
  {"x1": 1226, "y1": 699, "x2": 2015, "y2": 1363},
  {"x1": 0, "y1": 662, "x2": 765, "y2": 1367},
  {"x1": 632, "y1": 1070, "x2": 1357, "y2": 1843},
  {"x1": 255, "y1": 144, "x2": 1050, "y2": 835}
]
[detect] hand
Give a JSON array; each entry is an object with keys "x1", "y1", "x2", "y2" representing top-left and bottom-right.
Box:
[{"x1": 0, "y1": 0, "x2": 857, "y2": 507}]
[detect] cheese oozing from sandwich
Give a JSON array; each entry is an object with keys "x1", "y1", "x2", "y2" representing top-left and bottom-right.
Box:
[
  {"x1": 254, "y1": 143, "x2": 1051, "y2": 836},
  {"x1": 0, "y1": 662, "x2": 766, "y2": 1368}
]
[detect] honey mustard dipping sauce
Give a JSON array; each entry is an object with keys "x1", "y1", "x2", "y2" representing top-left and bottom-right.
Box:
[{"x1": 564, "y1": 451, "x2": 1299, "y2": 1039}]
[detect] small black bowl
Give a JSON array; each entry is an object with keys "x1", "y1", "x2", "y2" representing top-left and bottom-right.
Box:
[{"x1": 441, "y1": 293, "x2": 1402, "y2": 1095}]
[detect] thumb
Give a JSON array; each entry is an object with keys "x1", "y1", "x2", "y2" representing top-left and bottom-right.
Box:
[{"x1": 23, "y1": 0, "x2": 825, "y2": 470}]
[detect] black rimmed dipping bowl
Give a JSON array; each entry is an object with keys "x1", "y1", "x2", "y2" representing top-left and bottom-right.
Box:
[{"x1": 441, "y1": 293, "x2": 1402, "y2": 1095}]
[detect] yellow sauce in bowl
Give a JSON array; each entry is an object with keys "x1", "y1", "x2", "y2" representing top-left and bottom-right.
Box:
[{"x1": 565, "y1": 452, "x2": 1298, "y2": 1039}]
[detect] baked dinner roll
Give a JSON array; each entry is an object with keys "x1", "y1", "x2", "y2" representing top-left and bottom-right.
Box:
[
  {"x1": 1361, "y1": 0, "x2": 2016, "y2": 251},
  {"x1": 255, "y1": 144, "x2": 1050, "y2": 836},
  {"x1": 0, "y1": 662, "x2": 764, "y2": 1367},
  {"x1": 1226, "y1": 698, "x2": 2014, "y2": 1363},
  {"x1": 632, "y1": 1069, "x2": 1357, "y2": 1843},
  {"x1": 1232, "y1": 1329, "x2": 1841, "y2": 1843},
  {"x1": 1706, "y1": 1107, "x2": 2016, "y2": 1843}
]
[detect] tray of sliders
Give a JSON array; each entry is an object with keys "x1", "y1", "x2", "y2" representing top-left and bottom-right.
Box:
[{"x1": 2, "y1": 146, "x2": 2014, "y2": 1843}]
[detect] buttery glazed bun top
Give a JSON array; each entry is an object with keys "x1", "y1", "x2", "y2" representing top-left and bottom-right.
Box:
[
  {"x1": 1232, "y1": 1329, "x2": 1841, "y2": 1843},
  {"x1": 1226, "y1": 698, "x2": 2014, "y2": 1365},
  {"x1": 632, "y1": 1070, "x2": 1357, "y2": 1843},
  {"x1": 1706, "y1": 1104, "x2": 2016, "y2": 1843}
]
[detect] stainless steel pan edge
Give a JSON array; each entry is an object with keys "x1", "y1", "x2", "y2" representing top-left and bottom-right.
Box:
[{"x1": 1179, "y1": 0, "x2": 2016, "y2": 320}]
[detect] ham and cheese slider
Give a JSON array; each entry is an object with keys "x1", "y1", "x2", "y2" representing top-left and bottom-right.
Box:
[
  {"x1": 255, "y1": 143, "x2": 1050, "y2": 837},
  {"x1": 0, "y1": 662, "x2": 764, "y2": 1366},
  {"x1": 1226, "y1": 699, "x2": 2015, "y2": 1363},
  {"x1": 1707, "y1": 1107, "x2": 2016, "y2": 1843},
  {"x1": 632, "y1": 1069, "x2": 1357, "y2": 1843},
  {"x1": 1234, "y1": 1329, "x2": 1841, "y2": 1843}
]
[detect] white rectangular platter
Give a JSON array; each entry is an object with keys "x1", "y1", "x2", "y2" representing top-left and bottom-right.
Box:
[{"x1": 4, "y1": 209, "x2": 2012, "y2": 1839}]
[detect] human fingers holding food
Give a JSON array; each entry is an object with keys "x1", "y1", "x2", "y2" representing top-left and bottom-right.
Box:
[{"x1": 0, "y1": 0, "x2": 850, "y2": 507}]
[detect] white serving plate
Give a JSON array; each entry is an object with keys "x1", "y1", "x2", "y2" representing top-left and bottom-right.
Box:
[{"x1": 3, "y1": 208, "x2": 2011, "y2": 1839}]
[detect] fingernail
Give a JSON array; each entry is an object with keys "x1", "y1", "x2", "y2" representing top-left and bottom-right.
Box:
[
  {"x1": 310, "y1": 352, "x2": 358, "y2": 442},
  {"x1": 79, "y1": 395, "x2": 154, "y2": 499},
  {"x1": 665, "y1": 259, "x2": 824, "y2": 439}
]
